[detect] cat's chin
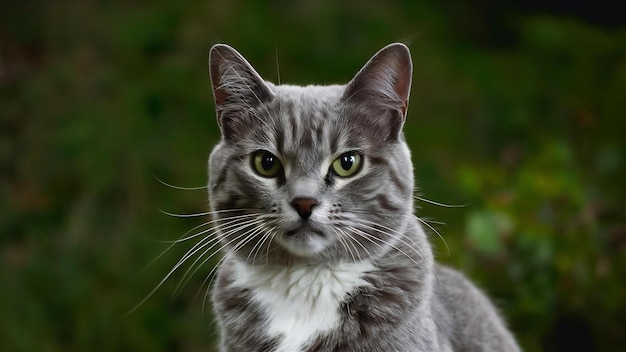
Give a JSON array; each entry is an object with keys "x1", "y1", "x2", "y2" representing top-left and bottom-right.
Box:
[{"x1": 278, "y1": 228, "x2": 329, "y2": 257}]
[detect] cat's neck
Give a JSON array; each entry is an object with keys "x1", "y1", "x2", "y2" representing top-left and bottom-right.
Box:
[
  {"x1": 229, "y1": 259, "x2": 377, "y2": 292},
  {"x1": 227, "y1": 259, "x2": 377, "y2": 352}
]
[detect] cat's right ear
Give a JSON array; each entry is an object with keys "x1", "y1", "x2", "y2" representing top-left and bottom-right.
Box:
[
  {"x1": 209, "y1": 44, "x2": 274, "y2": 138},
  {"x1": 342, "y1": 43, "x2": 412, "y2": 141}
]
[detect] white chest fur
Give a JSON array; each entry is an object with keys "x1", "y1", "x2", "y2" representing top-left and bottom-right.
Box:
[{"x1": 231, "y1": 260, "x2": 376, "y2": 352}]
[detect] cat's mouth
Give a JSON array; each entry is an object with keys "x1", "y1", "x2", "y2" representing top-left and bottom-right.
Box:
[
  {"x1": 285, "y1": 226, "x2": 325, "y2": 238},
  {"x1": 280, "y1": 223, "x2": 328, "y2": 256}
]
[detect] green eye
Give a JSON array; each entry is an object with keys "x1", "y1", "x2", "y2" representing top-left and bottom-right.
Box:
[
  {"x1": 252, "y1": 150, "x2": 283, "y2": 177},
  {"x1": 331, "y1": 151, "x2": 362, "y2": 177}
]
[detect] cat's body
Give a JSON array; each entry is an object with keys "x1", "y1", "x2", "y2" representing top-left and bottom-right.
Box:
[{"x1": 207, "y1": 43, "x2": 519, "y2": 352}]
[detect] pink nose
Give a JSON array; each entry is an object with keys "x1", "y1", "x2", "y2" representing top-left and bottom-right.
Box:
[{"x1": 290, "y1": 198, "x2": 318, "y2": 219}]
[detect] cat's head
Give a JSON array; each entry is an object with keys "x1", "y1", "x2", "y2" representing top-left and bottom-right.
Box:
[{"x1": 208, "y1": 43, "x2": 414, "y2": 265}]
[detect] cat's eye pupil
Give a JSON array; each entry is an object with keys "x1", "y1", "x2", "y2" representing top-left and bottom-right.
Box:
[
  {"x1": 261, "y1": 154, "x2": 275, "y2": 170},
  {"x1": 341, "y1": 155, "x2": 355, "y2": 170}
]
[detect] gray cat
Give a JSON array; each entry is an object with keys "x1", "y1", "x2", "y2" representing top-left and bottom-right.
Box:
[{"x1": 206, "y1": 43, "x2": 520, "y2": 352}]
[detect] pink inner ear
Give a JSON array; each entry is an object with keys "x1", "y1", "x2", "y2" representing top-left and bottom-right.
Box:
[
  {"x1": 396, "y1": 64, "x2": 411, "y2": 116},
  {"x1": 209, "y1": 44, "x2": 272, "y2": 109},
  {"x1": 209, "y1": 46, "x2": 237, "y2": 108},
  {"x1": 208, "y1": 44, "x2": 275, "y2": 138},
  {"x1": 212, "y1": 81, "x2": 229, "y2": 108},
  {"x1": 342, "y1": 43, "x2": 412, "y2": 117},
  {"x1": 393, "y1": 59, "x2": 412, "y2": 112}
]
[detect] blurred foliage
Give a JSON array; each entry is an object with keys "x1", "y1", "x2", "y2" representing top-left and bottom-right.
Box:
[{"x1": 1, "y1": 1, "x2": 624, "y2": 351}]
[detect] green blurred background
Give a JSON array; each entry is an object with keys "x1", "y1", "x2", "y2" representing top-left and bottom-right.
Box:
[{"x1": 1, "y1": 1, "x2": 624, "y2": 351}]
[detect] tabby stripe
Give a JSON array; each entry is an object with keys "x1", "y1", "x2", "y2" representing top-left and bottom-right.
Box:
[{"x1": 376, "y1": 193, "x2": 402, "y2": 212}]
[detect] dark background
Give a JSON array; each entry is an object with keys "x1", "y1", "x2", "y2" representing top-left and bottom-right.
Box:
[{"x1": 1, "y1": 1, "x2": 624, "y2": 351}]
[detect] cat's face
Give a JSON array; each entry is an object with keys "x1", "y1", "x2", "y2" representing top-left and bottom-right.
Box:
[{"x1": 208, "y1": 44, "x2": 415, "y2": 265}]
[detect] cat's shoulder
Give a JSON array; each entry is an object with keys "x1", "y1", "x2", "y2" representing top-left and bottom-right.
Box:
[
  {"x1": 433, "y1": 264, "x2": 496, "y2": 309},
  {"x1": 432, "y1": 264, "x2": 520, "y2": 352}
]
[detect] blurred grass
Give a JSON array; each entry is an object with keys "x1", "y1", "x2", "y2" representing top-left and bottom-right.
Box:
[{"x1": 1, "y1": 1, "x2": 624, "y2": 351}]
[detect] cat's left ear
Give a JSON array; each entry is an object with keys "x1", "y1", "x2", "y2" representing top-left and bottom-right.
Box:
[
  {"x1": 342, "y1": 43, "x2": 412, "y2": 139},
  {"x1": 209, "y1": 44, "x2": 274, "y2": 140}
]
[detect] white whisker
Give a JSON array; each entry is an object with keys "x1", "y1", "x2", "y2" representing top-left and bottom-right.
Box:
[
  {"x1": 413, "y1": 195, "x2": 468, "y2": 208},
  {"x1": 331, "y1": 226, "x2": 363, "y2": 263},
  {"x1": 275, "y1": 45, "x2": 281, "y2": 85},
  {"x1": 349, "y1": 226, "x2": 424, "y2": 268},
  {"x1": 152, "y1": 174, "x2": 208, "y2": 190},
  {"x1": 140, "y1": 220, "x2": 213, "y2": 273},
  {"x1": 174, "y1": 220, "x2": 265, "y2": 297},
  {"x1": 199, "y1": 224, "x2": 273, "y2": 312},
  {"x1": 416, "y1": 217, "x2": 450, "y2": 256},
  {"x1": 248, "y1": 224, "x2": 277, "y2": 266},
  {"x1": 129, "y1": 211, "x2": 264, "y2": 315},
  {"x1": 349, "y1": 209, "x2": 450, "y2": 257},
  {"x1": 263, "y1": 227, "x2": 278, "y2": 266},
  {"x1": 158, "y1": 208, "x2": 246, "y2": 218}
]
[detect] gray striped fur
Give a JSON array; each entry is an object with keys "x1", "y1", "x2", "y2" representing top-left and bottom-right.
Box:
[{"x1": 207, "y1": 43, "x2": 519, "y2": 352}]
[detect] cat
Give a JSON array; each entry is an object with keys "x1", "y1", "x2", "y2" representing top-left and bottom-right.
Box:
[{"x1": 206, "y1": 43, "x2": 520, "y2": 352}]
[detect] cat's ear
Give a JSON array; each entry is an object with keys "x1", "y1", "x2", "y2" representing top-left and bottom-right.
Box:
[
  {"x1": 209, "y1": 44, "x2": 274, "y2": 138},
  {"x1": 342, "y1": 43, "x2": 412, "y2": 139}
]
